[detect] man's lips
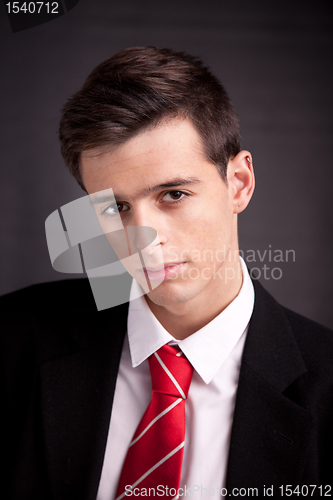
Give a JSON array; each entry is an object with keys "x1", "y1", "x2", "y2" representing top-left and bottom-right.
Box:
[
  {"x1": 141, "y1": 262, "x2": 187, "y2": 281},
  {"x1": 145, "y1": 262, "x2": 183, "y2": 272}
]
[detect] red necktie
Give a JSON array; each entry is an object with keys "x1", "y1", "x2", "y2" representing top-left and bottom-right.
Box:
[{"x1": 115, "y1": 344, "x2": 194, "y2": 499}]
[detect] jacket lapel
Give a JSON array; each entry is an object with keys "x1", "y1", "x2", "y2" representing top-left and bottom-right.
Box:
[
  {"x1": 39, "y1": 301, "x2": 128, "y2": 500},
  {"x1": 226, "y1": 280, "x2": 315, "y2": 491}
]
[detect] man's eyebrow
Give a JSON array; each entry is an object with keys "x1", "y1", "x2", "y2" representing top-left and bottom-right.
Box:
[
  {"x1": 90, "y1": 177, "x2": 201, "y2": 204},
  {"x1": 90, "y1": 194, "x2": 117, "y2": 205},
  {"x1": 137, "y1": 177, "x2": 201, "y2": 197}
]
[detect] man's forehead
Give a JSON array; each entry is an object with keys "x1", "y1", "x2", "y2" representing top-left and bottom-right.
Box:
[
  {"x1": 81, "y1": 117, "x2": 210, "y2": 193},
  {"x1": 81, "y1": 118, "x2": 206, "y2": 165}
]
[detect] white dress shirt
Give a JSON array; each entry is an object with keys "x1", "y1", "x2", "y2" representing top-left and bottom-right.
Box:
[{"x1": 97, "y1": 257, "x2": 254, "y2": 499}]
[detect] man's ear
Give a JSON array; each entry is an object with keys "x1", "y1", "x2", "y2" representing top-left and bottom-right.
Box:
[{"x1": 227, "y1": 150, "x2": 255, "y2": 213}]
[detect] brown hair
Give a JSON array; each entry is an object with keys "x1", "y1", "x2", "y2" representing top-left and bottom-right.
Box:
[{"x1": 59, "y1": 46, "x2": 240, "y2": 190}]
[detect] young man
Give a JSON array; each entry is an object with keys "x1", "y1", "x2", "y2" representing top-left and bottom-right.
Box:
[{"x1": 2, "y1": 47, "x2": 333, "y2": 499}]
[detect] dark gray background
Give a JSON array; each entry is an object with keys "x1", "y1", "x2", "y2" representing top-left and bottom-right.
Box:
[{"x1": 1, "y1": 0, "x2": 332, "y2": 327}]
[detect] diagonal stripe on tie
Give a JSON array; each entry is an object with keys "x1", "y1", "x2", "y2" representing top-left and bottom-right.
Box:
[
  {"x1": 129, "y1": 398, "x2": 183, "y2": 447},
  {"x1": 115, "y1": 443, "x2": 185, "y2": 500},
  {"x1": 154, "y1": 352, "x2": 186, "y2": 398}
]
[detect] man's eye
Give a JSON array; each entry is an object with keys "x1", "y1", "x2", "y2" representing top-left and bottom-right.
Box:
[
  {"x1": 103, "y1": 203, "x2": 129, "y2": 215},
  {"x1": 163, "y1": 191, "x2": 186, "y2": 202}
]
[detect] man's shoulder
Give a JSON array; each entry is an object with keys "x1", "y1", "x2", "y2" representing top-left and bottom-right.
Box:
[
  {"x1": 252, "y1": 279, "x2": 333, "y2": 371},
  {"x1": 282, "y1": 304, "x2": 333, "y2": 337},
  {"x1": 1, "y1": 278, "x2": 96, "y2": 313},
  {"x1": 1, "y1": 274, "x2": 132, "y2": 312},
  {"x1": 282, "y1": 304, "x2": 333, "y2": 370},
  {"x1": 1, "y1": 278, "x2": 129, "y2": 366}
]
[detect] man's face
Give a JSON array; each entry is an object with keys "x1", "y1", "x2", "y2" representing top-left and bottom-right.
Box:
[{"x1": 81, "y1": 118, "x2": 239, "y2": 312}]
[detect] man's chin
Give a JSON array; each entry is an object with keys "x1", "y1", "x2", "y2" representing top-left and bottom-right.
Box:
[{"x1": 144, "y1": 280, "x2": 199, "y2": 309}]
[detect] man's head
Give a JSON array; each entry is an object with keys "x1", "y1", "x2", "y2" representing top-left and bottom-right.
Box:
[
  {"x1": 58, "y1": 47, "x2": 254, "y2": 329},
  {"x1": 59, "y1": 46, "x2": 241, "y2": 190}
]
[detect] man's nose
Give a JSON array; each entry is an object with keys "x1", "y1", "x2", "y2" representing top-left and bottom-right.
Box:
[{"x1": 131, "y1": 226, "x2": 159, "y2": 255}]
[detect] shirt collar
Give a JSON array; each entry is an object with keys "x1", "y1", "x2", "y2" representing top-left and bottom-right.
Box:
[{"x1": 127, "y1": 257, "x2": 255, "y2": 384}]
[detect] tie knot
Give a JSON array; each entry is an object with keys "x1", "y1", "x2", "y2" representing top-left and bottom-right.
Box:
[{"x1": 148, "y1": 344, "x2": 193, "y2": 399}]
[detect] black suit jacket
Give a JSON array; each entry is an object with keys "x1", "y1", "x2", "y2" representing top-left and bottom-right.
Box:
[{"x1": 1, "y1": 277, "x2": 333, "y2": 499}]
